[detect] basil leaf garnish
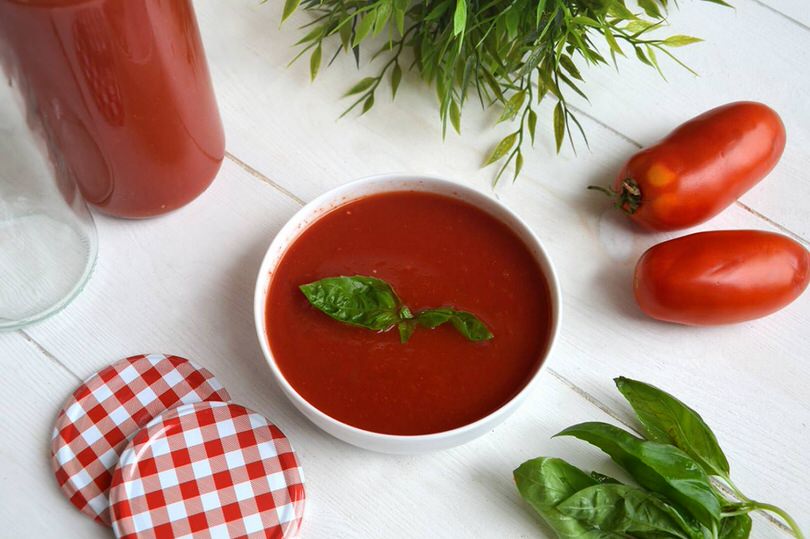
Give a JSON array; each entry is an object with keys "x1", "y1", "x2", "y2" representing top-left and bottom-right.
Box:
[
  {"x1": 299, "y1": 276, "x2": 401, "y2": 331},
  {"x1": 615, "y1": 377, "x2": 730, "y2": 478},
  {"x1": 299, "y1": 276, "x2": 493, "y2": 344},
  {"x1": 416, "y1": 308, "x2": 494, "y2": 341},
  {"x1": 555, "y1": 422, "x2": 721, "y2": 529},
  {"x1": 397, "y1": 320, "x2": 415, "y2": 344}
]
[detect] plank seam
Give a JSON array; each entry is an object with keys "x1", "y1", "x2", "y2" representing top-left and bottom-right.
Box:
[
  {"x1": 546, "y1": 368, "x2": 640, "y2": 432},
  {"x1": 224, "y1": 151, "x2": 306, "y2": 206},
  {"x1": 734, "y1": 201, "x2": 810, "y2": 245},
  {"x1": 751, "y1": 0, "x2": 810, "y2": 32},
  {"x1": 18, "y1": 329, "x2": 82, "y2": 383}
]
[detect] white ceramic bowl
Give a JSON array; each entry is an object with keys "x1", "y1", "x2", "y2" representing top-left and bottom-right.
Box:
[{"x1": 254, "y1": 174, "x2": 561, "y2": 454}]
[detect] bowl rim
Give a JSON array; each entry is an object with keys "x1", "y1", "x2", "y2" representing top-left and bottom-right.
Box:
[{"x1": 253, "y1": 173, "x2": 562, "y2": 445}]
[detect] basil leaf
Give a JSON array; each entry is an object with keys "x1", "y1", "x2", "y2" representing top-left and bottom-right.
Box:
[
  {"x1": 415, "y1": 307, "x2": 454, "y2": 328},
  {"x1": 719, "y1": 514, "x2": 752, "y2": 539},
  {"x1": 556, "y1": 422, "x2": 721, "y2": 529},
  {"x1": 450, "y1": 311, "x2": 493, "y2": 341},
  {"x1": 615, "y1": 377, "x2": 730, "y2": 478},
  {"x1": 556, "y1": 484, "x2": 701, "y2": 539},
  {"x1": 514, "y1": 458, "x2": 619, "y2": 538},
  {"x1": 397, "y1": 320, "x2": 415, "y2": 343},
  {"x1": 416, "y1": 308, "x2": 493, "y2": 341},
  {"x1": 300, "y1": 276, "x2": 401, "y2": 331}
]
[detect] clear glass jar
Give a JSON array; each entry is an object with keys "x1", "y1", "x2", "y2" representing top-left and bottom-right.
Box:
[
  {"x1": 0, "y1": 73, "x2": 98, "y2": 330},
  {"x1": 0, "y1": 0, "x2": 224, "y2": 328}
]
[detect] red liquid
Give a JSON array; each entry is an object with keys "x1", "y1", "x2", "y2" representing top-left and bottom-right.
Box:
[
  {"x1": 0, "y1": 0, "x2": 224, "y2": 218},
  {"x1": 266, "y1": 192, "x2": 553, "y2": 435}
]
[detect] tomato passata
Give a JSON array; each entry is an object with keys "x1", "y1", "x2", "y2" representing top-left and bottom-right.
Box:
[
  {"x1": 596, "y1": 102, "x2": 785, "y2": 231},
  {"x1": 634, "y1": 230, "x2": 810, "y2": 325}
]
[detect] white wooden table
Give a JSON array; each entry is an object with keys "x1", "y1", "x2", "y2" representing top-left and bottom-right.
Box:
[{"x1": 1, "y1": 1, "x2": 808, "y2": 537}]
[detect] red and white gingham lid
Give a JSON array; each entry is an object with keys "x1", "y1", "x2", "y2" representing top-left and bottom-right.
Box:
[
  {"x1": 51, "y1": 353, "x2": 231, "y2": 524},
  {"x1": 109, "y1": 401, "x2": 305, "y2": 539}
]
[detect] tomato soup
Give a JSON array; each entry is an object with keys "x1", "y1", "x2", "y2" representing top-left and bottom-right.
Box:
[{"x1": 266, "y1": 191, "x2": 552, "y2": 435}]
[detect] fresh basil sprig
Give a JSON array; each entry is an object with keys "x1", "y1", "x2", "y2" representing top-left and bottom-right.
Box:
[
  {"x1": 514, "y1": 377, "x2": 805, "y2": 539},
  {"x1": 556, "y1": 422, "x2": 720, "y2": 529},
  {"x1": 299, "y1": 275, "x2": 493, "y2": 343}
]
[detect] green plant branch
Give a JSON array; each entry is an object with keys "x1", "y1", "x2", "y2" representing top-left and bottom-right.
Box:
[{"x1": 281, "y1": 0, "x2": 732, "y2": 183}]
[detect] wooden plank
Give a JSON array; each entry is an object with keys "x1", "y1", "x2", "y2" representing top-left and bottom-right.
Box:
[
  {"x1": 21, "y1": 153, "x2": 806, "y2": 535},
  {"x1": 0, "y1": 333, "x2": 108, "y2": 538},
  {"x1": 758, "y1": 0, "x2": 810, "y2": 28}
]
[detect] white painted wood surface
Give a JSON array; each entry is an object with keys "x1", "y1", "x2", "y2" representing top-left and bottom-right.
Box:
[{"x1": 1, "y1": 0, "x2": 808, "y2": 537}]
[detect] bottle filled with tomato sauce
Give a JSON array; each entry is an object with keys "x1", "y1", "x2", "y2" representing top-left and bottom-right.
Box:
[{"x1": 0, "y1": 0, "x2": 225, "y2": 218}]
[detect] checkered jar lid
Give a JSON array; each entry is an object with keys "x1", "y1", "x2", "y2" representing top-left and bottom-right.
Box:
[
  {"x1": 109, "y1": 401, "x2": 306, "y2": 539},
  {"x1": 51, "y1": 353, "x2": 231, "y2": 524}
]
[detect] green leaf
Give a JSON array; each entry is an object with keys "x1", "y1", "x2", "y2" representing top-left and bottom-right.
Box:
[
  {"x1": 450, "y1": 100, "x2": 461, "y2": 133},
  {"x1": 393, "y1": 0, "x2": 408, "y2": 34},
  {"x1": 391, "y1": 63, "x2": 402, "y2": 98},
  {"x1": 556, "y1": 422, "x2": 721, "y2": 528},
  {"x1": 416, "y1": 308, "x2": 493, "y2": 341},
  {"x1": 300, "y1": 276, "x2": 401, "y2": 331},
  {"x1": 662, "y1": 35, "x2": 704, "y2": 47},
  {"x1": 559, "y1": 55, "x2": 582, "y2": 81},
  {"x1": 553, "y1": 102, "x2": 565, "y2": 153},
  {"x1": 281, "y1": 0, "x2": 300, "y2": 23},
  {"x1": 484, "y1": 132, "x2": 517, "y2": 166},
  {"x1": 604, "y1": 31, "x2": 624, "y2": 57},
  {"x1": 415, "y1": 308, "x2": 454, "y2": 328},
  {"x1": 362, "y1": 94, "x2": 375, "y2": 114},
  {"x1": 557, "y1": 484, "x2": 701, "y2": 539},
  {"x1": 635, "y1": 46, "x2": 652, "y2": 66},
  {"x1": 398, "y1": 320, "x2": 415, "y2": 343},
  {"x1": 338, "y1": 22, "x2": 352, "y2": 51},
  {"x1": 353, "y1": 13, "x2": 375, "y2": 47},
  {"x1": 425, "y1": 1, "x2": 451, "y2": 21},
  {"x1": 373, "y1": 2, "x2": 392, "y2": 36},
  {"x1": 626, "y1": 20, "x2": 657, "y2": 35},
  {"x1": 344, "y1": 77, "x2": 376, "y2": 97},
  {"x1": 638, "y1": 0, "x2": 664, "y2": 18},
  {"x1": 514, "y1": 458, "x2": 605, "y2": 537},
  {"x1": 615, "y1": 377, "x2": 730, "y2": 478},
  {"x1": 449, "y1": 311, "x2": 493, "y2": 341},
  {"x1": 453, "y1": 0, "x2": 467, "y2": 36},
  {"x1": 528, "y1": 109, "x2": 537, "y2": 145},
  {"x1": 719, "y1": 514, "x2": 752, "y2": 539},
  {"x1": 514, "y1": 151, "x2": 523, "y2": 180},
  {"x1": 309, "y1": 43, "x2": 322, "y2": 81},
  {"x1": 294, "y1": 26, "x2": 324, "y2": 46},
  {"x1": 498, "y1": 90, "x2": 527, "y2": 123}
]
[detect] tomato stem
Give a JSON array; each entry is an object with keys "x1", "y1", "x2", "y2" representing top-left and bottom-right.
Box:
[
  {"x1": 587, "y1": 178, "x2": 642, "y2": 215},
  {"x1": 587, "y1": 185, "x2": 614, "y2": 196}
]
